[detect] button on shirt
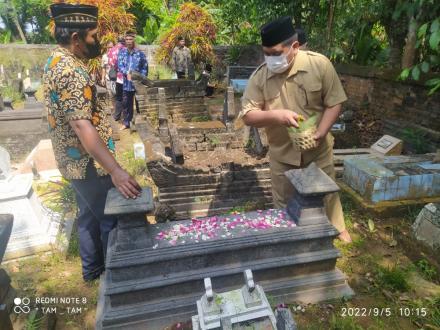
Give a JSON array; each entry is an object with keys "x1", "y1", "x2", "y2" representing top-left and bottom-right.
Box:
[
  {"x1": 43, "y1": 47, "x2": 115, "y2": 180},
  {"x1": 241, "y1": 50, "x2": 347, "y2": 167},
  {"x1": 117, "y1": 47, "x2": 148, "y2": 91}
]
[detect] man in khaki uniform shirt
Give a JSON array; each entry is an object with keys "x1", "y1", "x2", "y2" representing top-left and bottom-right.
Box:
[{"x1": 241, "y1": 16, "x2": 351, "y2": 242}]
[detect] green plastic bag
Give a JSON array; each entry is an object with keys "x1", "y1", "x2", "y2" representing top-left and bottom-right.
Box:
[{"x1": 287, "y1": 113, "x2": 318, "y2": 133}]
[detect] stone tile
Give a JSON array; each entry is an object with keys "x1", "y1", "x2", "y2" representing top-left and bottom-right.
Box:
[
  {"x1": 285, "y1": 163, "x2": 339, "y2": 196},
  {"x1": 104, "y1": 187, "x2": 154, "y2": 215}
]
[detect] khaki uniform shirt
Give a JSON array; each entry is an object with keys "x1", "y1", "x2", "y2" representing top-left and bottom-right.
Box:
[
  {"x1": 43, "y1": 47, "x2": 115, "y2": 180},
  {"x1": 241, "y1": 50, "x2": 347, "y2": 167},
  {"x1": 172, "y1": 46, "x2": 192, "y2": 72}
]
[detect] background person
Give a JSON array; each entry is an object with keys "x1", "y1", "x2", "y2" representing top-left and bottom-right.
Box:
[
  {"x1": 117, "y1": 31, "x2": 148, "y2": 130},
  {"x1": 171, "y1": 36, "x2": 192, "y2": 79},
  {"x1": 107, "y1": 36, "x2": 126, "y2": 123}
]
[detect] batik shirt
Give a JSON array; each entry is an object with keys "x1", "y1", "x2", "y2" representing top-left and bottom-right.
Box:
[
  {"x1": 43, "y1": 47, "x2": 115, "y2": 180},
  {"x1": 171, "y1": 46, "x2": 192, "y2": 72},
  {"x1": 117, "y1": 47, "x2": 148, "y2": 91}
]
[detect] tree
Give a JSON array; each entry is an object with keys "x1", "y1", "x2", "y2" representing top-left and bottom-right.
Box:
[
  {"x1": 50, "y1": 0, "x2": 136, "y2": 77},
  {"x1": 50, "y1": 0, "x2": 136, "y2": 43},
  {"x1": 155, "y1": 2, "x2": 217, "y2": 68},
  {"x1": 394, "y1": 0, "x2": 440, "y2": 94},
  {"x1": 0, "y1": 0, "x2": 27, "y2": 43}
]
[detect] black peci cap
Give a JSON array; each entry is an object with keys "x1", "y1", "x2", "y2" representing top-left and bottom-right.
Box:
[
  {"x1": 260, "y1": 16, "x2": 296, "y2": 47},
  {"x1": 296, "y1": 27, "x2": 307, "y2": 46},
  {"x1": 50, "y1": 4, "x2": 98, "y2": 29}
]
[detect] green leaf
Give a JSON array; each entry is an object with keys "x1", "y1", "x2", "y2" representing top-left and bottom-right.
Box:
[
  {"x1": 430, "y1": 18, "x2": 439, "y2": 33},
  {"x1": 429, "y1": 55, "x2": 440, "y2": 64},
  {"x1": 411, "y1": 66, "x2": 421, "y2": 81},
  {"x1": 399, "y1": 68, "x2": 410, "y2": 80},
  {"x1": 421, "y1": 61, "x2": 430, "y2": 73},
  {"x1": 418, "y1": 23, "x2": 428, "y2": 38},
  {"x1": 368, "y1": 219, "x2": 375, "y2": 233},
  {"x1": 426, "y1": 78, "x2": 440, "y2": 86},
  {"x1": 429, "y1": 30, "x2": 440, "y2": 50}
]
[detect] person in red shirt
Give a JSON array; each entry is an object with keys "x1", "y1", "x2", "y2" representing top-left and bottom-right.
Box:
[{"x1": 107, "y1": 36, "x2": 125, "y2": 122}]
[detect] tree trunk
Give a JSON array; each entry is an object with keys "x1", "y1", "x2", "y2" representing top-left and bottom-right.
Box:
[
  {"x1": 6, "y1": 1, "x2": 26, "y2": 43},
  {"x1": 12, "y1": 16, "x2": 26, "y2": 43},
  {"x1": 401, "y1": 16, "x2": 418, "y2": 69},
  {"x1": 326, "y1": 0, "x2": 337, "y2": 48}
]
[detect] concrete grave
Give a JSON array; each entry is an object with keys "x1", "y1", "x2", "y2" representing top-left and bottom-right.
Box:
[
  {"x1": 0, "y1": 148, "x2": 63, "y2": 260},
  {"x1": 0, "y1": 214, "x2": 16, "y2": 330},
  {"x1": 343, "y1": 153, "x2": 440, "y2": 204},
  {"x1": 18, "y1": 139, "x2": 61, "y2": 181},
  {"x1": 95, "y1": 163, "x2": 353, "y2": 329},
  {"x1": 0, "y1": 146, "x2": 11, "y2": 180},
  {"x1": 412, "y1": 203, "x2": 440, "y2": 250}
]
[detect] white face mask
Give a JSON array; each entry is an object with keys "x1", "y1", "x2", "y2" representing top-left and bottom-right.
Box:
[{"x1": 264, "y1": 45, "x2": 294, "y2": 74}]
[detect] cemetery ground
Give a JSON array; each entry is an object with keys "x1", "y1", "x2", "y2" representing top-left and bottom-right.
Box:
[{"x1": 3, "y1": 108, "x2": 440, "y2": 330}]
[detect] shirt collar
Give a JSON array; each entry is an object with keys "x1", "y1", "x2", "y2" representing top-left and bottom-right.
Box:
[
  {"x1": 55, "y1": 46, "x2": 88, "y2": 66},
  {"x1": 267, "y1": 49, "x2": 308, "y2": 79}
]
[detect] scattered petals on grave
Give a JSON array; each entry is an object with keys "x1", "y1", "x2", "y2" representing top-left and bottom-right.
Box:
[{"x1": 154, "y1": 209, "x2": 295, "y2": 247}]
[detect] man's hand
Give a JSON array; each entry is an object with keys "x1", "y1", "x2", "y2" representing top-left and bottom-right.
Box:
[
  {"x1": 274, "y1": 110, "x2": 301, "y2": 128},
  {"x1": 127, "y1": 73, "x2": 132, "y2": 81},
  {"x1": 110, "y1": 167, "x2": 142, "y2": 199},
  {"x1": 313, "y1": 129, "x2": 326, "y2": 147}
]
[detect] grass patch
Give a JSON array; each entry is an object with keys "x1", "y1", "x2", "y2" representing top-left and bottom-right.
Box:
[
  {"x1": 416, "y1": 259, "x2": 438, "y2": 281},
  {"x1": 190, "y1": 115, "x2": 210, "y2": 122},
  {"x1": 329, "y1": 314, "x2": 363, "y2": 330},
  {"x1": 376, "y1": 266, "x2": 410, "y2": 292},
  {"x1": 148, "y1": 65, "x2": 173, "y2": 80},
  {"x1": 34, "y1": 179, "x2": 77, "y2": 214},
  {"x1": 208, "y1": 135, "x2": 220, "y2": 147},
  {"x1": 116, "y1": 149, "x2": 155, "y2": 188},
  {"x1": 228, "y1": 200, "x2": 266, "y2": 214},
  {"x1": 1, "y1": 84, "x2": 24, "y2": 108}
]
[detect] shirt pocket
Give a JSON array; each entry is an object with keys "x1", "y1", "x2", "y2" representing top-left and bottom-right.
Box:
[
  {"x1": 303, "y1": 82, "x2": 323, "y2": 112},
  {"x1": 263, "y1": 80, "x2": 283, "y2": 111},
  {"x1": 263, "y1": 91, "x2": 282, "y2": 110}
]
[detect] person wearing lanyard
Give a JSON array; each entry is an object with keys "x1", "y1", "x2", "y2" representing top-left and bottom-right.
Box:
[{"x1": 117, "y1": 31, "x2": 148, "y2": 130}]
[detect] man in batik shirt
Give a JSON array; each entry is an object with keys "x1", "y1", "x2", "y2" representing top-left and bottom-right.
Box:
[
  {"x1": 44, "y1": 3, "x2": 141, "y2": 282},
  {"x1": 117, "y1": 31, "x2": 148, "y2": 130},
  {"x1": 171, "y1": 37, "x2": 192, "y2": 79}
]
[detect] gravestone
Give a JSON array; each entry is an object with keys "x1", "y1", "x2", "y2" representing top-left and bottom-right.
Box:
[
  {"x1": 371, "y1": 135, "x2": 403, "y2": 156},
  {"x1": 158, "y1": 87, "x2": 169, "y2": 139},
  {"x1": 223, "y1": 86, "x2": 235, "y2": 125},
  {"x1": 192, "y1": 270, "x2": 277, "y2": 329},
  {"x1": 0, "y1": 148, "x2": 61, "y2": 260},
  {"x1": 412, "y1": 203, "x2": 440, "y2": 250},
  {"x1": 96, "y1": 163, "x2": 353, "y2": 329},
  {"x1": 169, "y1": 124, "x2": 184, "y2": 164},
  {"x1": 285, "y1": 163, "x2": 340, "y2": 226}
]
